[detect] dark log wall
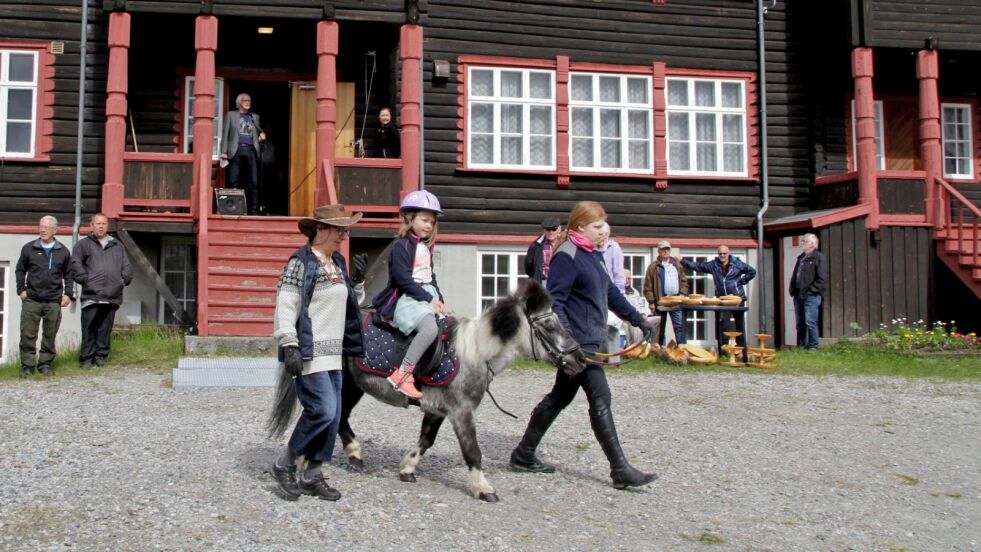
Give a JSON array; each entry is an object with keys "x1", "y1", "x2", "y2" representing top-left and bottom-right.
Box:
[
  {"x1": 422, "y1": 0, "x2": 813, "y2": 239},
  {"x1": 859, "y1": 0, "x2": 981, "y2": 51},
  {"x1": 818, "y1": 218, "x2": 931, "y2": 338},
  {"x1": 0, "y1": 0, "x2": 107, "y2": 224},
  {"x1": 107, "y1": 0, "x2": 410, "y2": 22}
]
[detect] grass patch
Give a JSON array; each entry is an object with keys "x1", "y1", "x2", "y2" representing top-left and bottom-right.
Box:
[
  {"x1": 681, "y1": 532, "x2": 726, "y2": 545},
  {"x1": 0, "y1": 324, "x2": 184, "y2": 381},
  {"x1": 511, "y1": 340, "x2": 981, "y2": 379},
  {"x1": 892, "y1": 472, "x2": 920, "y2": 486}
]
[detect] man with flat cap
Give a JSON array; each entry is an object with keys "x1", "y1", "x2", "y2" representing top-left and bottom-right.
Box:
[
  {"x1": 525, "y1": 217, "x2": 563, "y2": 285},
  {"x1": 643, "y1": 240, "x2": 688, "y2": 345}
]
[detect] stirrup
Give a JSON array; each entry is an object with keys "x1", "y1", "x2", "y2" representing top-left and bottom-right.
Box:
[{"x1": 388, "y1": 370, "x2": 423, "y2": 400}]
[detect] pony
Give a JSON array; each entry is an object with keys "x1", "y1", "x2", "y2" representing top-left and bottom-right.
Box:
[{"x1": 268, "y1": 278, "x2": 585, "y2": 502}]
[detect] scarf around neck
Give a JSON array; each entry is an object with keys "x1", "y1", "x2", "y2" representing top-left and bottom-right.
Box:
[{"x1": 567, "y1": 229, "x2": 595, "y2": 252}]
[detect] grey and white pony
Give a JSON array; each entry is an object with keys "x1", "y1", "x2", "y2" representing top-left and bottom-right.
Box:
[{"x1": 268, "y1": 279, "x2": 585, "y2": 502}]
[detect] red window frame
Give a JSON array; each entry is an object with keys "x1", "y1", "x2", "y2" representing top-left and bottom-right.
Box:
[{"x1": 0, "y1": 41, "x2": 54, "y2": 162}]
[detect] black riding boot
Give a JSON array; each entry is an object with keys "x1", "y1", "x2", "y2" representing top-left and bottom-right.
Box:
[
  {"x1": 589, "y1": 400, "x2": 658, "y2": 489},
  {"x1": 510, "y1": 401, "x2": 562, "y2": 473}
]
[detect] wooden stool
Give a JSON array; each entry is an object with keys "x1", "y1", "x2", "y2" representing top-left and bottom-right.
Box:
[
  {"x1": 719, "y1": 331, "x2": 745, "y2": 367},
  {"x1": 746, "y1": 333, "x2": 777, "y2": 369}
]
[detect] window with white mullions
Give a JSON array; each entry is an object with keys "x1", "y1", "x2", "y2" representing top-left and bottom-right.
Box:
[
  {"x1": 850, "y1": 99, "x2": 885, "y2": 171},
  {"x1": 468, "y1": 67, "x2": 555, "y2": 170},
  {"x1": 623, "y1": 253, "x2": 649, "y2": 293},
  {"x1": 681, "y1": 252, "x2": 714, "y2": 345},
  {"x1": 478, "y1": 252, "x2": 528, "y2": 312},
  {"x1": 666, "y1": 78, "x2": 747, "y2": 176},
  {"x1": 0, "y1": 50, "x2": 39, "y2": 157},
  {"x1": 183, "y1": 76, "x2": 225, "y2": 160},
  {"x1": 569, "y1": 73, "x2": 653, "y2": 173},
  {"x1": 941, "y1": 103, "x2": 973, "y2": 179}
]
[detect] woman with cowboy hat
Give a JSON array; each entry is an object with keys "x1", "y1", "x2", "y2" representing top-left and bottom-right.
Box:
[{"x1": 270, "y1": 204, "x2": 368, "y2": 502}]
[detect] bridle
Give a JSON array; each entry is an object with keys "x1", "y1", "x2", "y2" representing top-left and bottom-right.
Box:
[{"x1": 526, "y1": 309, "x2": 582, "y2": 370}]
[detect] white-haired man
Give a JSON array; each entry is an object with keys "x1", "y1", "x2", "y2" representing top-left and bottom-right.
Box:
[
  {"x1": 221, "y1": 92, "x2": 266, "y2": 215},
  {"x1": 789, "y1": 233, "x2": 828, "y2": 350}
]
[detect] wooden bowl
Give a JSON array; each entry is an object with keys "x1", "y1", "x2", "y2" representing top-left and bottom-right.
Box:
[
  {"x1": 687, "y1": 293, "x2": 705, "y2": 300},
  {"x1": 682, "y1": 298, "x2": 702, "y2": 306},
  {"x1": 719, "y1": 298, "x2": 743, "y2": 306},
  {"x1": 702, "y1": 298, "x2": 722, "y2": 306}
]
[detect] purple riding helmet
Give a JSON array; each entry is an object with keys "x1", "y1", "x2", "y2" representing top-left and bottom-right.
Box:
[{"x1": 400, "y1": 189, "x2": 442, "y2": 215}]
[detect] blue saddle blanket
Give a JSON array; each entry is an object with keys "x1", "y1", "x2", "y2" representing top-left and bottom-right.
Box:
[{"x1": 355, "y1": 315, "x2": 459, "y2": 387}]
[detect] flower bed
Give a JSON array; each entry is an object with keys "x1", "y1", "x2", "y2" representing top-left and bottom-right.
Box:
[{"x1": 867, "y1": 318, "x2": 980, "y2": 352}]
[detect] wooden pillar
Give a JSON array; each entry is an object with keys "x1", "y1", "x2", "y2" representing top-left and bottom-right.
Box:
[
  {"x1": 652, "y1": 61, "x2": 668, "y2": 190},
  {"x1": 399, "y1": 24, "x2": 422, "y2": 199},
  {"x1": 917, "y1": 49, "x2": 942, "y2": 228},
  {"x1": 555, "y1": 55, "x2": 570, "y2": 188},
  {"x1": 852, "y1": 47, "x2": 879, "y2": 229},
  {"x1": 191, "y1": 15, "x2": 218, "y2": 218},
  {"x1": 315, "y1": 21, "x2": 339, "y2": 206},
  {"x1": 102, "y1": 11, "x2": 130, "y2": 219}
]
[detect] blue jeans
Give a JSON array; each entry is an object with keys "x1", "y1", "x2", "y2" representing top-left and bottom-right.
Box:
[
  {"x1": 657, "y1": 309, "x2": 686, "y2": 345},
  {"x1": 288, "y1": 370, "x2": 343, "y2": 463},
  {"x1": 793, "y1": 294, "x2": 822, "y2": 349}
]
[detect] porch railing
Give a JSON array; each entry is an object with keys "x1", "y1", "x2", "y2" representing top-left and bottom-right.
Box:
[
  {"x1": 121, "y1": 152, "x2": 194, "y2": 220},
  {"x1": 936, "y1": 177, "x2": 980, "y2": 268}
]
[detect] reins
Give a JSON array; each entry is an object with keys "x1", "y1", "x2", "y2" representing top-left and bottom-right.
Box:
[
  {"x1": 585, "y1": 329, "x2": 656, "y2": 367},
  {"x1": 484, "y1": 362, "x2": 518, "y2": 419}
]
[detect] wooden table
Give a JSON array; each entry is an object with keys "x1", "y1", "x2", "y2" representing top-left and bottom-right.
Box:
[{"x1": 656, "y1": 304, "x2": 749, "y2": 352}]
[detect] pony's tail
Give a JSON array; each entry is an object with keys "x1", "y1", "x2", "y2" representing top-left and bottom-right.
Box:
[{"x1": 266, "y1": 366, "x2": 298, "y2": 439}]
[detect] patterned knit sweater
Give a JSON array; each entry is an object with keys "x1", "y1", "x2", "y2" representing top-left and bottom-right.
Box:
[{"x1": 274, "y1": 253, "x2": 363, "y2": 375}]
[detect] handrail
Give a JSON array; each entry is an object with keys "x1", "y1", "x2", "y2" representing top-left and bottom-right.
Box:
[
  {"x1": 937, "y1": 177, "x2": 981, "y2": 218},
  {"x1": 936, "y1": 177, "x2": 980, "y2": 268}
]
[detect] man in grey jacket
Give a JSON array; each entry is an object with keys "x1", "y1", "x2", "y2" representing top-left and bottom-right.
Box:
[
  {"x1": 221, "y1": 92, "x2": 265, "y2": 215},
  {"x1": 72, "y1": 213, "x2": 132, "y2": 368}
]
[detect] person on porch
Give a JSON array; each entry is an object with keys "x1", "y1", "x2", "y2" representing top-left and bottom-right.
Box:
[{"x1": 220, "y1": 93, "x2": 266, "y2": 215}]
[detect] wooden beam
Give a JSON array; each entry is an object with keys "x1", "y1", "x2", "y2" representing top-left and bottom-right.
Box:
[{"x1": 116, "y1": 226, "x2": 190, "y2": 326}]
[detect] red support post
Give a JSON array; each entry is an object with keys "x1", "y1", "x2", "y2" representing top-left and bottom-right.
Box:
[
  {"x1": 555, "y1": 55, "x2": 570, "y2": 188},
  {"x1": 917, "y1": 49, "x2": 943, "y2": 229},
  {"x1": 102, "y1": 12, "x2": 131, "y2": 219},
  {"x1": 191, "y1": 15, "x2": 218, "y2": 219},
  {"x1": 399, "y1": 24, "x2": 423, "y2": 200},
  {"x1": 852, "y1": 47, "x2": 879, "y2": 230},
  {"x1": 315, "y1": 21, "x2": 339, "y2": 206},
  {"x1": 652, "y1": 61, "x2": 668, "y2": 190}
]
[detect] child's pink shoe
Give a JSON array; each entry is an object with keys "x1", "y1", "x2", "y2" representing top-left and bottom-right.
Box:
[{"x1": 388, "y1": 369, "x2": 423, "y2": 400}]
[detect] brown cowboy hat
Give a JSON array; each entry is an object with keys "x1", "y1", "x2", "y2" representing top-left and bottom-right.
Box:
[{"x1": 298, "y1": 204, "x2": 363, "y2": 238}]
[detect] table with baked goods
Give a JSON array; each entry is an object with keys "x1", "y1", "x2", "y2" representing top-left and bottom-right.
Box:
[{"x1": 655, "y1": 301, "x2": 749, "y2": 350}]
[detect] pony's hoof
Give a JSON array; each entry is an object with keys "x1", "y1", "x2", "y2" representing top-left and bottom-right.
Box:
[
  {"x1": 347, "y1": 457, "x2": 364, "y2": 469},
  {"x1": 399, "y1": 472, "x2": 416, "y2": 483},
  {"x1": 478, "y1": 492, "x2": 500, "y2": 503}
]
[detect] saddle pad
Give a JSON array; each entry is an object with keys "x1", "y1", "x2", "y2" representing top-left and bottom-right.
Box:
[{"x1": 356, "y1": 315, "x2": 459, "y2": 387}]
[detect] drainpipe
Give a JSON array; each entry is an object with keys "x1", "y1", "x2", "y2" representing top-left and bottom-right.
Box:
[
  {"x1": 754, "y1": 0, "x2": 775, "y2": 333},
  {"x1": 72, "y1": 0, "x2": 89, "y2": 248}
]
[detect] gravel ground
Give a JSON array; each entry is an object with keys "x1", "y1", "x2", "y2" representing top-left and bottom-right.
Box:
[{"x1": 1, "y1": 368, "x2": 979, "y2": 551}]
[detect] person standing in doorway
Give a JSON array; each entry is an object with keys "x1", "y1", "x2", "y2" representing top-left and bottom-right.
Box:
[
  {"x1": 373, "y1": 107, "x2": 400, "y2": 159},
  {"x1": 72, "y1": 213, "x2": 132, "y2": 368},
  {"x1": 789, "y1": 233, "x2": 828, "y2": 350},
  {"x1": 221, "y1": 93, "x2": 266, "y2": 215},
  {"x1": 15, "y1": 216, "x2": 75, "y2": 377}
]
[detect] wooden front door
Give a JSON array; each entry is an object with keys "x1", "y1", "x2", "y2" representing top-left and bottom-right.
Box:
[{"x1": 288, "y1": 82, "x2": 356, "y2": 217}]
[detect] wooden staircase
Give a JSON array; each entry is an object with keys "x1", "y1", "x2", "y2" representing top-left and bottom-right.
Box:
[
  {"x1": 935, "y1": 179, "x2": 981, "y2": 298},
  {"x1": 201, "y1": 215, "x2": 306, "y2": 336}
]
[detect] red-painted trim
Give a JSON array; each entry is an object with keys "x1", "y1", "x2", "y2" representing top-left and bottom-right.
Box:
[
  {"x1": 458, "y1": 55, "x2": 557, "y2": 69},
  {"x1": 437, "y1": 233, "x2": 760, "y2": 249},
  {"x1": 917, "y1": 49, "x2": 942, "y2": 228},
  {"x1": 852, "y1": 47, "x2": 879, "y2": 229},
  {"x1": 879, "y1": 214, "x2": 929, "y2": 226},
  {"x1": 665, "y1": 67, "x2": 757, "y2": 79},
  {"x1": 652, "y1": 62, "x2": 668, "y2": 189},
  {"x1": 878, "y1": 169, "x2": 926, "y2": 179},
  {"x1": 765, "y1": 204, "x2": 873, "y2": 232},
  {"x1": 315, "y1": 21, "x2": 339, "y2": 206},
  {"x1": 399, "y1": 23, "x2": 423, "y2": 200},
  {"x1": 815, "y1": 172, "x2": 858, "y2": 186},
  {"x1": 555, "y1": 55, "x2": 570, "y2": 188},
  {"x1": 335, "y1": 157, "x2": 402, "y2": 169},
  {"x1": 102, "y1": 12, "x2": 131, "y2": 219},
  {"x1": 123, "y1": 152, "x2": 194, "y2": 163},
  {"x1": 0, "y1": 42, "x2": 54, "y2": 162}
]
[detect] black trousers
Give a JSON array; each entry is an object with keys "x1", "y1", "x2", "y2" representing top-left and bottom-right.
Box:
[
  {"x1": 228, "y1": 146, "x2": 259, "y2": 213},
  {"x1": 80, "y1": 304, "x2": 118, "y2": 362},
  {"x1": 537, "y1": 362, "x2": 612, "y2": 414}
]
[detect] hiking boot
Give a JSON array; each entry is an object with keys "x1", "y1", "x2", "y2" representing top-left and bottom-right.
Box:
[
  {"x1": 80, "y1": 359, "x2": 93, "y2": 369},
  {"x1": 271, "y1": 462, "x2": 301, "y2": 501},
  {"x1": 94, "y1": 357, "x2": 107, "y2": 367},
  {"x1": 38, "y1": 365, "x2": 53, "y2": 376},
  {"x1": 387, "y1": 370, "x2": 423, "y2": 400},
  {"x1": 19, "y1": 366, "x2": 33, "y2": 378},
  {"x1": 298, "y1": 474, "x2": 341, "y2": 501}
]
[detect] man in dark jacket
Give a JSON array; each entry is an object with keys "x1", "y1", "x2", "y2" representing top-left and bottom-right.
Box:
[
  {"x1": 789, "y1": 233, "x2": 829, "y2": 350},
  {"x1": 524, "y1": 217, "x2": 562, "y2": 284},
  {"x1": 72, "y1": 213, "x2": 133, "y2": 368},
  {"x1": 15, "y1": 216, "x2": 75, "y2": 377},
  {"x1": 682, "y1": 245, "x2": 756, "y2": 358}
]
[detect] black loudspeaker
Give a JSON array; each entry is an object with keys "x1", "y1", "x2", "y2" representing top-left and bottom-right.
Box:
[{"x1": 215, "y1": 188, "x2": 246, "y2": 215}]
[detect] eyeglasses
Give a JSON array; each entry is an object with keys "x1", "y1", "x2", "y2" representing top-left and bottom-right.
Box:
[
  {"x1": 318, "y1": 224, "x2": 349, "y2": 235},
  {"x1": 544, "y1": 227, "x2": 559, "y2": 232},
  {"x1": 718, "y1": 252, "x2": 729, "y2": 256}
]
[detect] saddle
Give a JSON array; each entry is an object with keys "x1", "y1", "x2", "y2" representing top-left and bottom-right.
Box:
[{"x1": 356, "y1": 312, "x2": 460, "y2": 387}]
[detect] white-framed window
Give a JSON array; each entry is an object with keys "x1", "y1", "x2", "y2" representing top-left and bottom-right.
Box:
[
  {"x1": 680, "y1": 251, "x2": 714, "y2": 344},
  {"x1": 941, "y1": 103, "x2": 974, "y2": 179},
  {"x1": 478, "y1": 251, "x2": 528, "y2": 312},
  {"x1": 183, "y1": 76, "x2": 225, "y2": 159},
  {"x1": 850, "y1": 99, "x2": 885, "y2": 171},
  {"x1": 158, "y1": 238, "x2": 197, "y2": 324},
  {"x1": 569, "y1": 73, "x2": 653, "y2": 173},
  {"x1": 467, "y1": 67, "x2": 555, "y2": 170},
  {"x1": 623, "y1": 253, "x2": 649, "y2": 293},
  {"x1": 666, "y1": 78, "x2": 747, "y2": 176},
  {"x1": 0, "y1": 262, "x2": 8, "y2": 362},
  {"x1": 0, "y1": 49, "x2": 39, "y2": 157}
]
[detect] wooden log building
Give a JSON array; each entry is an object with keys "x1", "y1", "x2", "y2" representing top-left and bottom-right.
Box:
[{"x1": 0, "y1": 0, "x2": 977, "y2": 360}]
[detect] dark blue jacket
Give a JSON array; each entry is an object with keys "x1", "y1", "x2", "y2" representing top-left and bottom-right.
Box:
[
  {"x1": 547, "y1": 240, "x2": 645, "y2": 352},
  {"x1": 16, "y1": 239, "x2": 75, "y2": 302},
  {"x1": 288, "y1": 244, "x2": 364, "y2": 360},
  {"x1": 371, "y1": 233, "x2": 443, "y2": 321},
  {"x1": 681, "y1": 256, "x2": 757, "y2": 300}
]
